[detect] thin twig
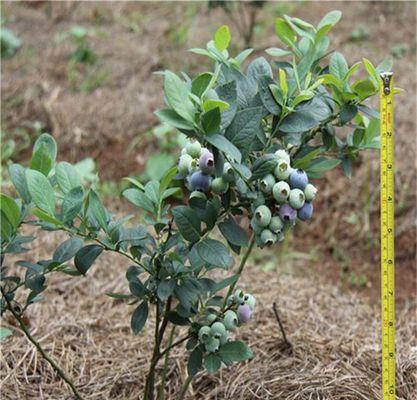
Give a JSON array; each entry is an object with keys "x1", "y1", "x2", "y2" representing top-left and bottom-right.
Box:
[
  {"x1": 273, "y1": 301, "x2": 290, "y2": 346},
  {"x1": 178, "y1": 375, "x2": 193, "y2": 399}
]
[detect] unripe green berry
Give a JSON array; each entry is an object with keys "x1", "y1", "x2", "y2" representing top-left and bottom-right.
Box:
[
  {"x1": 222, "y1": 162, "x2": 235, "y2": 183},
  {"x1": 178, "y1": 154, "x2": 193, "y2": 176},
  {"x1": 198, "y1": 326, "x2": 211, "y2": 343},
  {"x1": 226, "y1": 295, "x2": 235, "y2": 306},
  {"x1": 272, "y1": 181, "x2": 290, "y2": 204},
  {"x1": 289, "y1": 188, "x2": 305, "y2": 209},
  {"x1": 234, "y1": 289, "x2": 244, "y2": 302},
  {"x1": 254, "y1": 205, "x2": 272, "y2": 227},
  {"x1": 260, "y1": 174, "x2": 275, "y2": 194},
  {"x1": 223, "y1": 310, "x2": 238, "y2": 330},
  {"x1": 205, "y1": 337, "x2": 220, "y2": 353},
  {"x1": 188, "y1": 158, "x2": 199, "y2": 174},
  {"x1": 190, "y1": 191, "x2": 207, "y2": 200},
  {"x1": 274, "y1": 149, "x2": 290, "y2": 164},
  {"x1": 243, "y1": 293, "x2": 256, "y2": 310},
  {"x1": 260, "y1": 229, "x2": 276, "y2": 246},
  {"x1": 269, "y1": 216, "x2": 284, "y2": 233},
  {"x1": 185, "y1": 141, "x2": 202, "y2": 158},
  {"x1": 251, "y1": 218, "x2": 263, "y2": 234},
  {"x1": 211, "y1": 177, "x2": 229, "y2": 194},
  {"x1": 205, "y1": 313, "x2": 217, "y2": 325},
  {"x1": 210, "y1": 322, "x2": 227, "y2": 339},
  {"x1": 274, "y1": 160, "x2": 292, "y2": 180},
  {"x1": 304, "y1": 183, "x2": 317, "y2": 201},
  {"x1": 219, "y1": 332, "x2": 230, "y2": 346}
]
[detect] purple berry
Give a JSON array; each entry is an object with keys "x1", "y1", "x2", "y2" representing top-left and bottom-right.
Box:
[
  {"x1": 189, "y1": 171, "x2": 212, "y2": 192},
  {"x1": 289, "y1": 169, "x2": 309, "y2": 190},
  {"x1": 199, "y1": 151, "x2": 214, "y2": 174},
  {"x1": 297, "y1": 202, "x2": 313, "y2": 221},
  {"x1": 237, "y1": 304, "x2": 252, "y2": 323},
  {"x1": 279, "y1": 204, "x2": 297, "y2": 222}
]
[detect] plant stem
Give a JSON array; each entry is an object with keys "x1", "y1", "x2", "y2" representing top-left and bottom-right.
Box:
[
  {"x1": 223, "y1": 234, "x2": 256, "y2": 308},
  {"x1": 179, "y1": 375, "x2": 193, "y2": 400},
  {"x1": 159, "y1": 334, "x2": 191, "y2": 359},
  {"x1": 157, "y1": 326, "x2": 176, "y2": 400},
  {"x1": 0, "y1": 287, "x2": 84, "y2": 400},
  {"x1": 272, "y1": 302, "x2": 291, "y2": 347}
]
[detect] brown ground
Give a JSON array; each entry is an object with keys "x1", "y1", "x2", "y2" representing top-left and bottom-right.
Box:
[{"x1": 1, "y1": 1, "x2": 416, "y2": 399}]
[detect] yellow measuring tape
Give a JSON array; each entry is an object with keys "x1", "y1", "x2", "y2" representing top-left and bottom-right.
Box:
[{"x1": 379, "y1": 72, "x2": 396, "y2": 400}]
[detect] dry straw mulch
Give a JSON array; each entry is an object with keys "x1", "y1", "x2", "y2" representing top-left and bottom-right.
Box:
[{"x1": 0, "y1": 231, "x2": 415, "y2": 400}]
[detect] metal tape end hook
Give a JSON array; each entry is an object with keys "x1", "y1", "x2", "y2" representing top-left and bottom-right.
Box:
[{"x1": 380, "y1": 71, "x2": 393, "y2": 95}]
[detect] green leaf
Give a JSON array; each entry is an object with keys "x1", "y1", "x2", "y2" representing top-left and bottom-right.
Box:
[
  {"x1": 352, "y1": 79, "x2": 377, "y2": 100},
  {"x1": 275, "y1": 18, "x2": 296, "y2": 48},
  {"x1": 0, "y1": 194, "x2": 20, "y2": 230},
  {"x1": 131, "y1": 301, "x2": 148, "y2": 334},
  {"x1": 123, "y1": 177, "x2": 145, "y2": 191},
  {"x1": 159, "y1": 166, "x2": 178, "y2": 194},
  {"x1": 191, "y1": 72, "x2": 213, "y2": 98},
  {"x1": 204, "y1": 353, "x2": 221, "y2": 373},
  {"x1": 188, "y1": 347, "x2": 203, "y2": 377},
  {"x1": 234, "y1": 48, "x2": 254, "y2": 64},
  {"x1": 212, "y1": 274, "x2": 239, "y2": 293},
  {"x1": 214, "y1": 25, "x2": 231, "y2": 51},
  {"x1": 0, "y1": 327, "x2": 13, "y2": 341},
  {"x1": 61, "y1": 186, "x2": 84, "y2": 223},
  {"x1": 219, "y1": 341, "x2": 253, "y2": 363},
  {"x1": 89, "y1": 190, "x2": 108, "y2": 232},
  {"x1": 265, "y1": 47, "x2": 292, "y2": 57},
  {"x1": 53, "y1": 237, "x2": 84, "y2": 263},
  {"x1": 9, "y1": 164, "x2": 31, "y2": 203},
  {"x1": 31, "y1": 144, "x2": 53, "y2": 176},
  {"x1": 25, "y1": 169, "x2": 56, "y2": 215},
  {"x1": 202, "y1": 99, "x2": 229, "y2": 113},
  {"x1": 329, "y1": 52, "x2": 349, "y2": 81},
  {"x1": 144, "y1": 181, "x2": 160, "y2": 204},
  {"x1": 293, "y1": 147, "x2": 322, "y2": 169},
  {"x1": 307, "y1": 158, "x2": 341, "y2": 173},
  {"x1": 154, "y1": 109, "x2": 194, "y2": 131},
  {"x1": 74, "y1": 244, "x2": 103, "y2": 274},
  {"x1": 340, "y1": 104, "x2": 358, "y2": 124},
  {"x1": 195, "y1": 238, "x2": 233, "y2": 270},
  {"x1": 105, "y1": 292, "x2": 131, "y2": 299},
  {"x1": 55, "y1": 162, "x2": 82, "y2": 194},
  {"x1": 317, "y1": 10, "x2": 342, "y2": 30},
  {"x1": 172, "y1": 206, "x2": 201, "y2": 243},
  {"x1": 204, "y1": 134, "x2": 242, "y2": 163},
  {"x1": 157, "y1": 279, "x2": 175, "y2": 301},
  {"x1": 123, "y1": 188, "x2": 155, "y2": 213},
  {"x1": 163, "y1": 71, "x2": 195, "y2": 123},
  {"x1": 33, "y1": 133, "x2": 57, "y2": 162},
  {"x1": 218, "y1": 217, "x2": 249, "y2": 247},
  {"x1": 32, "y1": 208, "x2": 62, "y2": 225},
  {"x1": 202, "y1": 107, "x2": 220, "y2": 135},
  {"x1": 250, "y1": 154, "x2": 277, "y2": 180}
]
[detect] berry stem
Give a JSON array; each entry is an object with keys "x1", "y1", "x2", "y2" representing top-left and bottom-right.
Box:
[{"x1": 0, "y1": 287, "x2": 85, "y2": 400}]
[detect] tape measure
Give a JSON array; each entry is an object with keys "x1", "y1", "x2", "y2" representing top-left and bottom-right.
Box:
[{"x1": 379, "y1": 71, "x2": 396, "y2": 400}]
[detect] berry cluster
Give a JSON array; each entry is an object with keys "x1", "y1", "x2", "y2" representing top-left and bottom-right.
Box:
[
  {"x1": 198, "y1": 290, "x2": 256, "y2": 353},
  {"x1": 251, "y1": 149, "x2": 318, "y2": 247},
  {"x1": 178, "y1": 140, "x2": 235, "y2": 196}
]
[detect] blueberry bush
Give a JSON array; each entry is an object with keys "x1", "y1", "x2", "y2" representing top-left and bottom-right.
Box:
[{"x1": 1, "y1": 11, "x2": 388, "y2": 400}]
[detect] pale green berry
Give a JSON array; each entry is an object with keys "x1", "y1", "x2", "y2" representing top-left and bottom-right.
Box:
[
  {"x1": 234, "y1": 289, "x2": 244, "y2": 302},
  {"x1": 272, "y1": 181, "x2": 290, "y2": 204},
  {"x1": 206, "y1": 313, "x2": 217, "y2": 325},
  {"x1": 198, "y1": 326, "x2": 211, "y2": 343},
  {"x1": 219, "y1": 332, "x2": 230, "y2": 346},
  {"x1": 243, "y1": 293, "x2": 256, "y2": 310},
  {"x1": 205, "y1": 337, "x2": 220, "y2": 353},
  {"x1": 274, "y1": 160, "x2": 292, "y2": 180},
  {"x1": 274, "y1": 149, "x2": 290, "y2": 164},
  {"x1": 304, "y1": 183, "x2": 317, "y2": 201},
  {"x1": 223, "y1": 310, "x2": 238, "y2": 330},
  {"x1": 254, "y1": 205, "x2": 271, "y2": 227},
  {"x1": 190, "y1": 191, "x2": 207, "y2": 200},
  {"x1": 260, "y1": 229, "x2": 276, "y2": 246},
  {"x1": 188, "y1": 158, "x2": 199, "y2": 174},
  {"x1": 260, "y1": 174, "x2": 275, "y2": 194},
  {"x1": 210, "y1": 322, "x2": 227, "y2": 339},
  {"x1": 289, "y1": 188, "x2": 305, "y2": 209},
  {"x1": 181, "y1": 148, "x2": 187, "y2": 155},
  {"x1": 269, "y1": 216, "x2": 284, "y2": 234},
  {"x1": 222, "y1": 162, "x2": 235, "y2": 183},
  {"x1": 185, "y1": 141, "x2": 202, "y2": 158},
  {"x1": 178, "y1": 154, "x2": 193, "y2": 176},
  {"x1": 211, "y1": 177, "x2": 229, "y2": 194},
  {"x1": 251, "y1": 218, "x2": 263, "y2": 234},
  {"x1": 226, "y1": 295, "x2": 235, "y2": 306}
]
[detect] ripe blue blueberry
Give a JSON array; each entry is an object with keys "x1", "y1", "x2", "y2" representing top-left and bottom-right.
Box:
[
  {"x1": 254, "y1": 205, "x2": 272, "y2": 227},
  {"x1": 274, "y1": 149, "x2": 291, "y2": 164},
  {"x1": 243, "y1": 293, "x2": 256, "y2": 311},
  {"x1": 279, "y1": 204, "x2": 297, "y2": 222},
  {"x1": 185, "y1": 141, "x2": 202, "y2": 158},
  {"x1": 178, "y1": 154, "x2": 193, "y2": 176},
  {"x1": 297, "y1": 201, "x2": 313, "y2": 221},
  {"x1": 198, "y1": 326, "x2": 211, "y2": 343},
  {"x1": 237, "y1": 304, "x2": 252, "y2": 323},
  {"x1": 304, "y1": 183, "x2": 317, "y2": 201},
  {"x1": 272, "y1": 181, "x2": 290, "y2": 204},
  {"x1": 211, "y1": 177, "x2": 229, "y2": 194},
  {"x1": 260, "y1": 229, "x2": 276, "y2": 246},
  {"x1": 223, "y1": 310, "x2": 238, "y2": 330},
  {"x1": 222, "y1": 162, "x2": 235, "y2": 183},
  {"x1": 189, "y1": 171, "x2": 211, "y2": 192},
  {"x1": 210, "y1": 321, "x2": 227, "y2": 339},
  {"x1": 289, "y1": 188, "x2": 305, "y2": 209},
  {"x1": 205, "y1": 337, "x2": 220, "y2": 353},
  {"x1": 274, "y1": 160, "x2": 292, "y2": 180},
  {"x1": 269, "y1": 216, "x2": 284, "y2": 234},
  {"x1": 260, "y1": 174, "x2": 275, "y2": 193},
  {"x1": 289, "y1": 169, "x2": 309, "y2": 190},
  {"x1": 199, "y1": 151, "x2": 215, "y2": 174}
]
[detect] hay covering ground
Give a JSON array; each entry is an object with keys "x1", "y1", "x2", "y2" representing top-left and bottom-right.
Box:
[{"x1": 0, "y1": 232, "x2": 415, "y2": 400}]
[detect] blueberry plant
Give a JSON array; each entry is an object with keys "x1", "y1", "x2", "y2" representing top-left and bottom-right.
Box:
[{"x1": 1, "y1": 11, "x2": 388, "y2": 400}]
